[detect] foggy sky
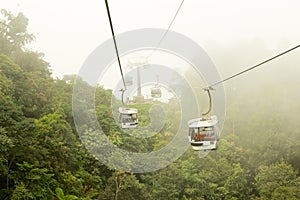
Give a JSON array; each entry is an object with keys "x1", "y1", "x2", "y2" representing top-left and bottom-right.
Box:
[{"x1": 1, "y1": 0, "x2": 300, "y2": 78}]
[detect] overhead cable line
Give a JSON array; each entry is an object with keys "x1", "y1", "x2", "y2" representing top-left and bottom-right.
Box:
[
  {"x1": 207, "y1": 44, "x2": 300, "y2": 89},
  {"x1": 104, "y1": 0, "x2": 127, "y2": 91},
  {"x1": 147, "y1": 0, "x2": 185, "y2": 59}
]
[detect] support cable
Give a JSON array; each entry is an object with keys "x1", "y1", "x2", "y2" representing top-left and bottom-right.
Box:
[
  {"x1": 203, "y1": 44, "x2": 300, "y2": 116},
  {"x1": 146, "y1": 0, "x2": 185, "y2": 59},
  {"x1": 104, "y1": 0, "x2": 127, "y2": 92},
  {"x1": 206, "y1": 44, "x2": 300, "y2": 89}
]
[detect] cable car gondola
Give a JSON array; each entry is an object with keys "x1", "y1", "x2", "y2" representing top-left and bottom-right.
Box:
[
  {"x1": 151, "y1": 75, "x2": 162, "y2": 98},
  {"x1": 125, "y1": 75, "x2": 133, "y2": 86},
  {"x1": 119, "y1": 107, "x2": 138, "y2": 128},
  {"x1": 151, "y1": 86, "x2": 162, "y2": 98},
  {"x1": 188, "y1": 87, "x2": 220, "y2": 151},
  {"x1": 188, "y1": 115, "x2": 219, "y2": 151}
]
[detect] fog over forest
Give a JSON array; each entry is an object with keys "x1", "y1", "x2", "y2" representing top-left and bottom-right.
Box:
[{"x1": 1, "y1": 7, "x2": 300, "y2": 199}]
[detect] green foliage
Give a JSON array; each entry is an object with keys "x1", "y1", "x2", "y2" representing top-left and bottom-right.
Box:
[
  {"x1": 255, "y1": 161, "x2": 300, "y2": 199},
  {"x1": 55, "y1": 187, "x2": 78, "y2": 200},
  {"x1": 271, "y1": 186, "x2": 300, "y2": 200},
  {"x1": 0, "y1": 127, "x2": 14, "y2": 177},
  {"x1": 12, "y1": 161, "x2": 56, "y2": 199},
  {"x1": 101, "y1": 171, "x2": 146, "y2": 200},
  {"x1": 0, "y1": 9, "x2": 34, "y2": 54}
]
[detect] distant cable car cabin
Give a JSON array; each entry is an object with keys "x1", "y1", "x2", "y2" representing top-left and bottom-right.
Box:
[
  {"x1": 151, "y1": 86, "x2": 162, "y2": 98},
  {"x1": 151, "y1": 75, "x2": 162, "y2": 98},
  {"x1": 188, "y1": 115, "x2": 219, "y2": 151},
  {"x1": 125, "y1": 75, "x2": 133, "y2": 86},
  {"x1": 119, "y1": 107, "x2": 138, "y2": 128}
]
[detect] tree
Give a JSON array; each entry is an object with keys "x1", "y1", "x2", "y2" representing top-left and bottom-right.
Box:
[
  {"x1": 55, "y1": 187, "x2": 78, "y2": 200},
  {"x1": 11, "y1": 161, "x2": 56, "y2": 199},
  {"x1": 101, "y1": 171, "x2": 145, "y2": 200},
  {"x1": 0, "y1": 9, "x2": 34, "y2": 55},
  {"x1": 255, "y1": 161, "x2": 300, "y2": 199}
]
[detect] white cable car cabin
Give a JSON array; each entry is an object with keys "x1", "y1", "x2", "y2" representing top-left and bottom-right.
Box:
[
  {"x1": 119, "y1": 107, "x2": 138, "y2": 128},
  {"x1": 151, "y1": 87, "x2": 162, "y2": 98},
  {"x1": 125, "y1": 75, "x2": 133, "y2": 86},
  {"x1": 188, "y1": 115, "x2": 219, "y2": 151}
]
